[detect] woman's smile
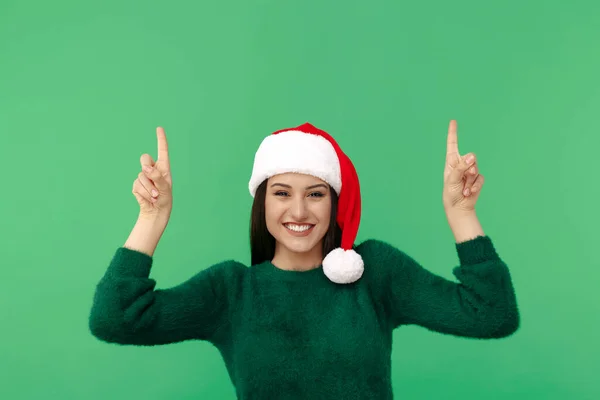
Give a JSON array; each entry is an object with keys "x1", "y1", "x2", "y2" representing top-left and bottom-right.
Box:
[{"x1": 283, "y1": 223, "x2": 315, "y2": 236}]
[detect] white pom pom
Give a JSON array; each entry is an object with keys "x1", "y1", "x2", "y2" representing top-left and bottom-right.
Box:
[{"x1": 322, "y1": 248, "x2": 364, "y2": 284}]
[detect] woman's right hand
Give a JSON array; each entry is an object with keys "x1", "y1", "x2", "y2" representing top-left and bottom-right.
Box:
[{"x1": 132, "y1": 127, "x2": 173, "y2": 219}]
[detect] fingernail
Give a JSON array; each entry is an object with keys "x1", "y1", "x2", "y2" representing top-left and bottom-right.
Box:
[
  {"x1": 152, "y1": 189, "x2": 158, "y2": 197},
  {"x1": 464, "y1": 188, "x2": 470, "y2": 196},
  {"x1": 144, "y1": 166, "x2": 152, "y2": 173},
  {"x1": 466, "y1": 155, "x2": 474, "y2": 164}
]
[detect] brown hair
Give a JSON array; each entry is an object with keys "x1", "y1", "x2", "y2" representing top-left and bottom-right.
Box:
[{"x1": 250, "y1": 179, "x2": 343, "y2": 266}]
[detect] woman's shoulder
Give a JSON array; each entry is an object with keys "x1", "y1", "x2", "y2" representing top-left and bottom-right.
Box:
[
  {"x1": 354, "y1": 237, "x2": 424, "y2": 282},
  {"x1": 356, "y1": 238, "x2": 405, "y2": 261},
  {"x1": 182, "y1": 258, "x2": 248, "y2": 286},
  {"x1": 354, "y1": 238, "x2": 408, "y2": 280},
  {"x1": 204, "y1": 258, "x2": 250, "y2": 275}
]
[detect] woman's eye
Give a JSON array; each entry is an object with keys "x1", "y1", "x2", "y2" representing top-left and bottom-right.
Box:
[{"x1": 274, "y1": 192, "x2": 324, "y2": 197}]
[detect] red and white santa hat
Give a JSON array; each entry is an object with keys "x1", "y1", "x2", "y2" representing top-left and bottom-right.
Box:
[{"x1": 249, "y1": 122, "x2": 363, "y2": 284}]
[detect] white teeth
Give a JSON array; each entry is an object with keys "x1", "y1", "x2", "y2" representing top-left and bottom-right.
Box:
[{"x1": 285, "y1": 224, "x2": 313, "y2": 232}]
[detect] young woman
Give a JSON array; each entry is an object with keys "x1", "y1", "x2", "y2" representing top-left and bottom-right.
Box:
[{"x1": 89, "y1": 121, "x2": 519, "y2": 399}]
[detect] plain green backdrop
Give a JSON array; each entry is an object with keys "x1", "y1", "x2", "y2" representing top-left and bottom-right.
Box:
[{"x1": 1, "y1": 0, "x2": 598, "y2": 399}]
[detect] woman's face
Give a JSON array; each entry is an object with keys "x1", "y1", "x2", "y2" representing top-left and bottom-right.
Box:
[{"x1": 265, "y1": 172, "x2": 332, "y2": 258}]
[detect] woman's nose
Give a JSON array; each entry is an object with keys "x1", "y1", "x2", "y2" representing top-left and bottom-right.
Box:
[{"x1": 291, "y1": 197, "x2": 309, "y2": 219}]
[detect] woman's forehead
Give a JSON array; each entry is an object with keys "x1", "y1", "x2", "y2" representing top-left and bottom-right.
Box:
[{"x1": 268, "y1": 172, "x2": 327, "y2": 185}]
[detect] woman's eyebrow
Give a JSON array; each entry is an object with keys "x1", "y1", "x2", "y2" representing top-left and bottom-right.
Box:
[{"x1": 270, "y1": 183, "x2": 328, "y2": 190}]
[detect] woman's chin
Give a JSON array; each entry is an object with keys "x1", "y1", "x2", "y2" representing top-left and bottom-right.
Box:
[
  {"x1": 282, "y1": 240, "x2": 315, "y2": 254},
  {"x1": 279, "y1": 233, "x2": 322, "y2": 254}
]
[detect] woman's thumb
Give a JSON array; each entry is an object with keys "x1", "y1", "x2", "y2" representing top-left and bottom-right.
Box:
[
  {"x1": 447, "y1": 154, "x2": 473, "y2": 185},
  {"x1": 142, "y1": 165, "x2": 170, "y2": 192}
]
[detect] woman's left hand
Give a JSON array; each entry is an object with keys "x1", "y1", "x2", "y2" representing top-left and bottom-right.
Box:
[{"x1": 442, "y1": 120, "x2": 485, "y2": 213}]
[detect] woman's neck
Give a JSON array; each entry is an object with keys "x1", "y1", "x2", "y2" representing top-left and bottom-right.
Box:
[{"x1": 271, "y1": 244, "x2": 323, "y2": 271}]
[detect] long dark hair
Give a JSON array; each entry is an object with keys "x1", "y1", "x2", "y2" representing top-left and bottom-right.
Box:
[{"x1": 250, "y1": 179, "x2": 342, "y2": 266}]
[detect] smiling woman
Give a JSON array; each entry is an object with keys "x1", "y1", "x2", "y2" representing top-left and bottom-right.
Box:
[{"x1": 89, "y1": 121, "x2": 519, "y2": 400}]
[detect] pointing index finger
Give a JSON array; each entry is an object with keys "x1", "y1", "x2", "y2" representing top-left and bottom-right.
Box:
[
  {"x1": 156, "y1": 126, "x2": 169, "y2": 164},
  {"x1": 446, "y1": 119, "x2": 459, "y2": 159}
]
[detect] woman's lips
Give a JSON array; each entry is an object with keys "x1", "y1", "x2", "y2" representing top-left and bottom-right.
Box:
[{"x1": 283, "y1": 224, "x2": 315, "y2": 237}]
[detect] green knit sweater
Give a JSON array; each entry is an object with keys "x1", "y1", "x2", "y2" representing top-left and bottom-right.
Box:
[{"x1": 89, "y1": 235, "x2": 519, "y2": 399}]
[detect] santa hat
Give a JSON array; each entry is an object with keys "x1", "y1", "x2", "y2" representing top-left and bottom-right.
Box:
[{"x1": 248, "y1": 122, "x2": 363, "y2": 284}]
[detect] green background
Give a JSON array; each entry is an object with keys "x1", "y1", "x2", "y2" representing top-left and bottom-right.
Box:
[{"x1": 1, "y1": 0, "x2": 598, "y2": 399}]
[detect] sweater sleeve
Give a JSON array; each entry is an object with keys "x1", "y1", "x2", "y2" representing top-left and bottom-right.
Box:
[
  {"x1": 88, "y1": 247, "x2": 245, "y2": 346},
  {"x1": 359, "y1": 236, "x2": 520, "y2": 339}
]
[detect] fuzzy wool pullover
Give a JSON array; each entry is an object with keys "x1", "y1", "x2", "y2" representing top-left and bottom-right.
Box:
[{"x1": 89, "y1": 235, "x2": 519, "y2": 399}]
